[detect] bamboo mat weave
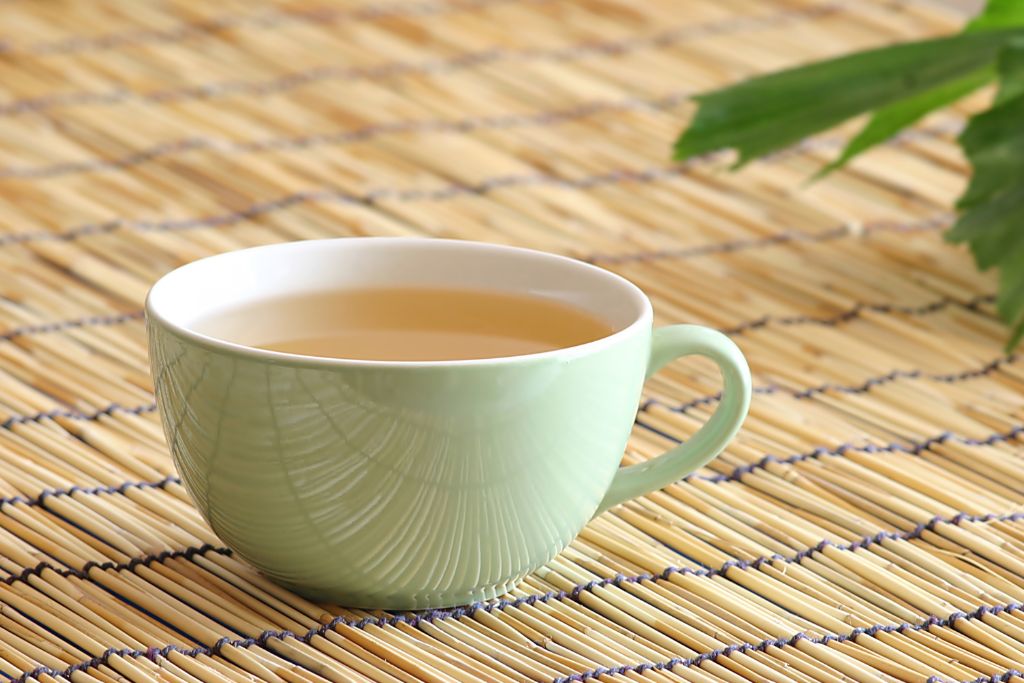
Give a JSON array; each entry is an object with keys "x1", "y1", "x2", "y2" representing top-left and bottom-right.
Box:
[{"x1": 0, "y1": 0, "x2": 1021, "y2": 681}]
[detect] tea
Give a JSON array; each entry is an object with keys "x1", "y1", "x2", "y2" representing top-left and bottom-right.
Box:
[{"x1": 199, "y1": 287, "x2": 614, "y2": 361}]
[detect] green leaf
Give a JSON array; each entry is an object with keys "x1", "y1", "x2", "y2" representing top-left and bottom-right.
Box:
[
  {"x1": 814, "y1": 0, "x2": 1018, "y2": 178},
  {"x1": 673, "y1": 29, "x2": 1022, "y2": 166},
  {"x1": 947, "y1": 187, "x2": 1024, "y2": 268},
  {"x1": 997, "y1": 240, "x2": 1024, "y2": 349},
  {"x1": 997, "y1": 243, "x2": 1024, "y2": 321},
  {"x1": 831, "y1": 0, "x2": 1024, "y2": 178},
  {"x1": 955, "y1": 84, "x2": 1024, "y2": 210},
  {"x1": 950, "y1": 41, "x2": 1024, "y2": 221},
  {"x1": 817, "y1": 66, "x2": 993, "y2": 176},
  {"x1": 671, "y1": 0, "x2": 1024, "y2": 349},
  {"x1": 968, "y1": 0, "x2": 1024, "y2": 31},
  {"x1": 992, "y1": 37, "x2": 1024, "y2": 101},
  {"x1": 947, "y1": 41, "x2": 1024, "y2": 351}
]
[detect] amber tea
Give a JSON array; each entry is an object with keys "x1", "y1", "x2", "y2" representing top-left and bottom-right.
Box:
[{"x1": 196, "y1": 287, "x2": 614, "y2": 361}]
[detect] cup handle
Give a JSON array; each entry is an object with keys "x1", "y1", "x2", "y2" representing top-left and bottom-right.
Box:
[{"x1": 594, "y1": 325, "x2": 752, "y2": 515}]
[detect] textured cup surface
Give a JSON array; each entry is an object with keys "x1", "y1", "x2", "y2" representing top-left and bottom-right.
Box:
[{"x1": 147, "y1": 238, "x2": 655, "y2": 609}]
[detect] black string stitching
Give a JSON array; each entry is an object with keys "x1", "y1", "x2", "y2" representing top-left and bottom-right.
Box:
[
  {"x1": 1, "y1": 0, "x2": 542, "y2": 57},
  {"x1": 549, "y1": 601, "x2": 1024, "y2": 683},
  {"x1": 0, "y1": 2, "x2": 845, "y2": 116}
]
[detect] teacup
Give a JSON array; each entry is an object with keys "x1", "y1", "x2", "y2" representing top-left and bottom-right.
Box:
[{"x1": 146, "y1": 238, "x2": 751, "y2": 609}]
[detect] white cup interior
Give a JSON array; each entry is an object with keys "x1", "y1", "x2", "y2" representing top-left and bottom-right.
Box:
[{"x1": 146, "y1": 237, "x2": 651, "y2": 361}]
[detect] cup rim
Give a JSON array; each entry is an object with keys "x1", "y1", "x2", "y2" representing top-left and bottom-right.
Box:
[{"x1": 145, "y1": 237, "x2": 653, "y2": 368}]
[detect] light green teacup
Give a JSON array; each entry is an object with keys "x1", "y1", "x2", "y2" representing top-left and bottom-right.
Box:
[{"x1": 146, "y1": 238, "x2": 751, "y2": 609}]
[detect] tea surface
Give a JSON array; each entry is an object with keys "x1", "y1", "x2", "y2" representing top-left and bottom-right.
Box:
[{"x1": 200, "y1": 287, "x2": 613, "y2": 361}]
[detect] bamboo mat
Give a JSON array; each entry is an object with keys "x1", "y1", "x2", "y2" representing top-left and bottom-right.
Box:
[{"x1": 0, "y1": 0, "x2": 1021, "y2": 681}]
